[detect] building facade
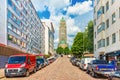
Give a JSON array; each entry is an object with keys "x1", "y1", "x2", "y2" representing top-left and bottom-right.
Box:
[
  {"x1": 0, "y1": 0, "x2": 44, "y2": 54},
  {"x1": 94, "y1": 0, "x2": 120, "y2": 60},
  {"x1": 43, "y1": 21, "x2": 54, "y2": 55},
  {"x1": 58, "y1": 17, "x2": 68, "y2": 48}
]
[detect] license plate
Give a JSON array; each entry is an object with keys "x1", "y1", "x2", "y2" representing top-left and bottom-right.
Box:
[{"x1": 11, "y1": 73, "x2": 16, "y2": 75}]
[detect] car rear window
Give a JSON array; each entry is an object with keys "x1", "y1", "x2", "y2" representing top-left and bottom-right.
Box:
[{"x1": 93, "y1": 60, "x2": 108, "y2": 64}]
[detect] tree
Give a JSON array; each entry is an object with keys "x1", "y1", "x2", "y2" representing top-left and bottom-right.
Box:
[
  {"x1": 83, "y1": 21, "x2": 94, "y2": 53},
  {"x1": 87, "y1": 21, "x2": 94, "y2": 52},
  {"x1": 56, "y1": 47, "x2": 64, "y2": 54},
  {"x1": 71, "y1": 32, "x2": 84, "y2": 57},
  {"x1": 64, "y1": 47, "x2": 70, "y2": 55}
]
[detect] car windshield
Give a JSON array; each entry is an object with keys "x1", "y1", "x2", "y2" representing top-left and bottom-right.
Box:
[
  {"x1": 37, "y1": 59, "x2": 44, "y2": 63},
  {"x1": 8, "y1": 56, "x2": 26, "y2": 64},
  {"x1": 93, "y1": 60, "x2": 108, "y2": 64}
]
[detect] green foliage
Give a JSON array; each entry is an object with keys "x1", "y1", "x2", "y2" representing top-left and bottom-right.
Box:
[
  {"x1": 84, "y1": 21, "x2": 94, "y2": 53},
  {"x1": 44, "y1": 54, "x2": 51, "y2": 59},
  {"x1": 71, "y1": 32, "x2": 84, "y2": 57},
  {"x1": 56, "y1": 47, "x2": 64, "y2": 54},
  {"x1": 71, "y1": 21, "x2": 94, "y2": 57},
  {"x1": 56, "y1": 47, "x2": 70, "y2": 55},
  {"x1": 64, "y1": 47, "x2": 70, "y2": 55}
]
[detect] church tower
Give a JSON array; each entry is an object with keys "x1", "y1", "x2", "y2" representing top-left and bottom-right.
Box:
[{"x1": 58, "y1": 17, "x2": 68, "y2": 48}]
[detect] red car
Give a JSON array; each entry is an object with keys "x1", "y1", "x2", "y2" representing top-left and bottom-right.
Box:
[{"x1": 5, "y1": 54, "x2": 36, "y2": 77}]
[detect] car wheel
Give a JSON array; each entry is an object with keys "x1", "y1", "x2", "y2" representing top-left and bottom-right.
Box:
[
  {"x1": 25, "y1": 70, "x2": 30, "y2": 77},
  {"x1": 33, "y1": 68, "x2": 36, "y2": 73},
  {"x1": 5, "y1": 75, "x2": 10, "y2": 78},
  {"x1": 86, "y1": 69, "x2": 89, "y2": 74},
  {"x1": 91, "y1": 71, "x2": 97, "y2": 78},
  {"x1": 108, "y1": 76, "x2": 112, "y2": 80},
  {"x1": 39, "y1": 65, "x2": 42, "y2": 69}
]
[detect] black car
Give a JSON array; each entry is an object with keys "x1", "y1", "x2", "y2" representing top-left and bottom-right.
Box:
[{"x1": 36, "y1": 58, "x2": 46, "y2": 70}]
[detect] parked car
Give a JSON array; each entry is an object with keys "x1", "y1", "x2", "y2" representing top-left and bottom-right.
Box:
[
  {"x1": 70, "y1": 57, "x2": 76, "y2": 63},
  {"x1": 67, "y1": 55, "x2": 72, "y2": 58},
  {"x1": 108, "y1": 71, "x2": 120, "y2": 80},
  {"x1": 39, "y1": 58, "x2": 46, "y2": 67},
  {"x1": 80, "y1": 58, "x2": 95, "y2": 70},
  {"x1": 48, "y1": 57, "x2": 55, "y2": 63},
  {"x1": 74, "y1": 59, "x2": 80, "y2": 66},
  {"x1": 71, "y1": 58, "x2": 77, "y2": 65},
  {"x1": 86, "y1": 60, "x2": 116, "y2": 78},
  {"x1": 45, "y1": 59, "x2": 49, "y2": 66},
  {"x1": 36, "y1": 58, "x2": 44, "y2": 70},
  {"x1": 78, "y1": 60, "x2": 83, "y2": 69},
  {"x1": 5, "y1": 54, "x2": 36, "y2": 77}
]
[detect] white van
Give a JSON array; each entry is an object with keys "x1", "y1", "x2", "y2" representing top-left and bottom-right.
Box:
[{"x1": 81, "y1": 58, "x2": 95, "y2": 70}]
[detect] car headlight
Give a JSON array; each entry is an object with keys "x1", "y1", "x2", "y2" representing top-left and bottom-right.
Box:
[
  {"x1": 20, "y1": 63, "x2": 26, "y2": 68},
  {"x1": 5, "y1": 64, "x2": 8, "y2": 68}
]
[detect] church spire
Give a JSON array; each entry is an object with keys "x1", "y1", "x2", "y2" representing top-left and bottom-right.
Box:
[{"x1": 61, "y1": 17, "x2": 65, "y2": 22}]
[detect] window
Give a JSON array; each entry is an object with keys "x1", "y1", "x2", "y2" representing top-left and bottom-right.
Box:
[
  {"x1": 97, "y1": 39, "x2": 105, "y2": 48},
  {"x1": 97, "y1": 6, "x2": 104, "y2": 18},
  {"x1": 97, "y1": 22, "x2": 105, "y2": 33},
  {"x1": 106, "y1": 1, "x2": 109, "y2": 11},
  {"x1": 106, "y1": 19, "x2": 109, "y2": 28},
  {"x1": 111, "y1": 0, "x2": 115, "y2": 4},
  {"x1": 101, "y1": 39, "x2": 105, "y2": 47},
  {"x1": 112, "y1": 33, "x2": 116, "y2": 43},
  {"x1": 112, "y1": 13, "x2": 116, "y2": 24},
  {"x1": 8, "y1": 23, "x2": 12, "y2": 30},
  {"x1": 7, "y1": 10, "x2": 12, "y2": 18},
  {"x1": 17, "y1": 39, "x2": 20, "y2": 45},
  {"x1": 94, "y1": 19, "x2": 96, "y2": 25},
  {"x1": 8, "y1": 0, "x2": 12, "y2": 6},
  {"x1": 95, "y1": 44, "x2": 96, "y2": 51},
  {"x1": 97, "y1": 0, "x2": 100, "y2": 4},
  {"x1": 94, "y1": 7, "x2": 96, "y2": 13},
  {"x1": 95, "y1": 32, "x2": 96, "y2": 38},
  {"x1": 119, "y1": 8, "x2": 120, "y2": 18},
  {"x1": 13, "y1": 27, "x2": 17, "y2": 33},
  {"x1": 106, "y1": 37, "x2": 109, "y2": 46},
  {"x1": 8, "y1": 34, "x2": 13, "y2": 41},
  {"x1": 16, "y1": 29, "x2": 20, "y2": 35},
  {"x1": 13, "y1": 37, "x2": 17, "y2": 43}
]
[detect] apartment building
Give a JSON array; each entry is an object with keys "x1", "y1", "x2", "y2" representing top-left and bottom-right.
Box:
[
  {"x1": 43, "y1": 21, "x2": 55, "y2": 55},
  {"x1": 0, "y1": 0, "x2": 44, "y2": 54},
  {"x1": 94, "y1": 0, "x2": 120, "y2": 60}
]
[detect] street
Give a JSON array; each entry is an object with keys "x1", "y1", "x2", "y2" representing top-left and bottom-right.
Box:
[{"x1": 2, "y1": 56, "x2": 107, "y2": 80}]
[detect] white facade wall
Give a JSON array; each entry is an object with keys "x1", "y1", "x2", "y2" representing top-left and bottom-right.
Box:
[
  {"x1": 42, "y1": 21, "x2": 54, "y2": 55},
  {"x1": 43, "y1": 23, "x2": 49, "y2": 55},
  {"x1": 0, "y1": 0, "x2": 45, "y2": 54},
  {"x1": 0, "y1": 0, "x2": 7, "y2": 45},
  {"x1": 94, "y1": 0, "x2": 120, "y2": 59}
]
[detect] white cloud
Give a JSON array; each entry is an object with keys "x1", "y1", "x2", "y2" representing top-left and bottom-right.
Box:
[
  {"x1": 31, "y1": 0, "x2": 93, "y2": 48},
  {"x1": 31, "y1": 0, "x2": 48, "y2": 11},
  {"x1": 67, "y1": 0, "x2": 93, "y2": 15},
  {"x1": 54, "y1": 38, "x2": 59, "y2": 43}
]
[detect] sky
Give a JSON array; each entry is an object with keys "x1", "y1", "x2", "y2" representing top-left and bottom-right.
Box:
[{"x1": 31, "y1": 0, "x2": 93, "y2": 49}]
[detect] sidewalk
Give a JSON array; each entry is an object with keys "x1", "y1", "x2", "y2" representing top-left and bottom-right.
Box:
[{"x1": 0, "y1": 69, "x2": 5, "y2": 79}]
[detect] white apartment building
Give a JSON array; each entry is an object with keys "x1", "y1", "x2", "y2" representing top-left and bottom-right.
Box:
[
  {"x1": 94, "y1": 0, "x2": 120, "y2": 60},
  {"x1": 43, "y1": 21, "x2": 55, "y2": 55},
  {"x1": 0, "y1": 0, "x2": 45, "y2": 54}
]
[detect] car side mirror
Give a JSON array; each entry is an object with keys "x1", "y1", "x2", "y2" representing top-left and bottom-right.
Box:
[{"x1": 88, "y1": 63, "x2": 91, "y2": 65}]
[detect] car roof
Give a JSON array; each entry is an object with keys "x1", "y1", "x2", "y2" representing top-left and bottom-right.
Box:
[{"x1": 10, "y1": 54, "x2": 33, "y2": 57}]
